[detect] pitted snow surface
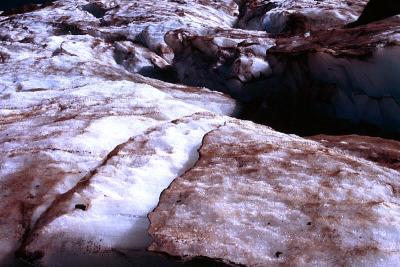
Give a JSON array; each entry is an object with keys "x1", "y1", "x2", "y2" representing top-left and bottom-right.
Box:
[
  {"x1": 149, "y1": 120, "x2": 400, "y2": 266},
  {"x1": 1, "y1": 0, "x2": 400, "y2": 266}
]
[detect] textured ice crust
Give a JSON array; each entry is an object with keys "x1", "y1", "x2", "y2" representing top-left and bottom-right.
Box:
[
  {"x1": 0, "y1": 79, "x2": 235, "y2": 265},
  {"x1": 236, "y1": 0, "x2": 368, "y2": 33},
  {"x1": 1, "y1": 0, "x2": 400, "y2": 266},
  {"x1": 166, "y1": 27, "x2": 275, "y2": 97},
  {"x1": 21, "y1": 113, "x2": 228, "y2": 266},
  {"x1": 0, "y1": 1, "x2": 241, "y2": 262},
  {"x1": 308, "y1": 134, "x2": 400, "y2": 171},
  {"x1": 167, "y1": 9, "x2": 400, "y2": 135},
  {"x1": 308, "y1": 47, "x2": 400, "y2": 133},
  {"x1": 149, "y1": 119, "x2": 400, "y2": 266}
]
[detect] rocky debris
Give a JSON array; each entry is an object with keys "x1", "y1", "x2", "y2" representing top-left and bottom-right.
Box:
[
  {"x1": 235, "y1": 0, "x2": 368, "y2": 34},
  {"x1": 149, "y1": 119, "x2": 400, "y2": 266},
  {"x1": 308, "y1": 135, "x2": 400, "y2": 171}
]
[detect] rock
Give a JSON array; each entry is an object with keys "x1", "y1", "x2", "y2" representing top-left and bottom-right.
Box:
[{"x1": 149, "y1": 119, "x2": 400, "y2": 266}]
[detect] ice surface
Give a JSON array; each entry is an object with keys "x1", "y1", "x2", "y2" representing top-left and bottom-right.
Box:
[
  {"x1": 149, "y1": 119, "x2": 400, "y2": 266},
  {"x1": 1, "y1": 0, "x2": 399, "y2": 266}
]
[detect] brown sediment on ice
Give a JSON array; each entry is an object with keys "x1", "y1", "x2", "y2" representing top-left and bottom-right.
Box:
[{"x1": 149, "y1": 120, "x2": 400, "y2": 266}]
